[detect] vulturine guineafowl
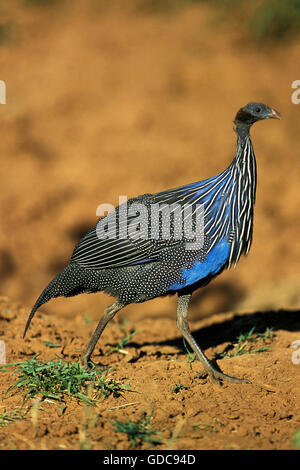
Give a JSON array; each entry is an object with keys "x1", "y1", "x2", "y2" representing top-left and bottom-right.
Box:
[{"x1": 24, "y1": 102, "x2": 281, "y2": 383}]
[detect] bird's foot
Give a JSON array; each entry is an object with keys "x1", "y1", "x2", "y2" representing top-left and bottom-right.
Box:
[
  {"x1": 196, "y1": 361, "x2": 251, "y2": 385},
  {"x1": 82, "y1": 356, "x2": 108, "y2": 372}
]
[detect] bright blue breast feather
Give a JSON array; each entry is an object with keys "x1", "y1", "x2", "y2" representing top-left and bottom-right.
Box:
[{"x1": 168, "y1": 239, "x2": 230, "y2": 291}]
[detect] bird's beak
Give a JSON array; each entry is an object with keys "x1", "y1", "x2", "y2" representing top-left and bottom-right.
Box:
[{"x1": 268, "y1": 108, "x2": 281, "y2": 120}]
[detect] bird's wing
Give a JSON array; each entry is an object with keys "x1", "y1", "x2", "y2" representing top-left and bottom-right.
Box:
[
  {"x1": 70, "y1": 170, "x2": 231, "y2": 271},
  {"x1": 70, "y1": 193, "x2": 184, "y2": 270}
]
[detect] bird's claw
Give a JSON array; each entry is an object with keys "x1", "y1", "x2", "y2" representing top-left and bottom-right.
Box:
[
  {"x1": 83, "y1": 357, "x2": 108, "y2": 372},
  {"x1": 196, "y1": 362, "x2": 251, "y2": 385}
]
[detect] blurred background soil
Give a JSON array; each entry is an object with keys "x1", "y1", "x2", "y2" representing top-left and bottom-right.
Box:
[{"x1": 0, "y1": 0, "x2": 299, "y2": 450}]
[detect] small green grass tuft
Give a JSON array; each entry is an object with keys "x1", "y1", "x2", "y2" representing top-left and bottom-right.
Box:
[
  {"x1": 43, "y1": 341, "x2": 61, "y2": 348},
  {"x1": 0, "y1": 408, "x2": 24, "y2": 427},
  {"x1": 171, "y1": 380, "x2": 190, "y2": 393},
  {"x1": 2, "y1": 355, "x2": 133, "y2": 405},
  {"x1": 216, "y1": 327, "x2": 274, "y2": 359},
  {"x1": 93, "y1": 368, "x2": 134, "y2": 400},
  {"x1": 107, "y1": 330, "x2": 139, "y2": 355},
  {"x1": 182, "y1": 338, "x2": 197, "y2": 368},
  {"x1": 108, "y1": 413, "x2": 162, "y2": 449}
]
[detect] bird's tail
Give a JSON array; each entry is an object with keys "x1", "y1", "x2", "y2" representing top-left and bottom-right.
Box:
[{"x1": 23, "y1": 264, "x2": 86, "y2": 338}]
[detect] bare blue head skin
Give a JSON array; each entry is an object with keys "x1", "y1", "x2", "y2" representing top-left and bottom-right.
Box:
[{"x1": 234, "y1": 102, "x2": 281, "y2": 137}]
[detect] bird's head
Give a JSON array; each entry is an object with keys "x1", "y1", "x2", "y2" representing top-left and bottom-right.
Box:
[{"x1": 234, "y1": 102, "x2": 281, "y2": 127}]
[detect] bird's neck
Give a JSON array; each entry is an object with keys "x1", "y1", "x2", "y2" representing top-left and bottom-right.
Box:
[
  {"x1": 234, "y1": 127, "x2": 254, "y2": 167},
  {"x1": 234, "y1": 120, "x2": 251, "y2": 139},
  {"x1": 225, "y1": 124, "x2": 257, "y2": 265}
]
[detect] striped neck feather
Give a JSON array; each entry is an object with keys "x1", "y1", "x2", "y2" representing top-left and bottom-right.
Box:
[{"x1": 182, "y1": 135, "x2": 257, "y2": 267}]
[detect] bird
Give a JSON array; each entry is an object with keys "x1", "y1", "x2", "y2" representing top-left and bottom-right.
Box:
[{"x1": 24, "y1": 102, "x2": 281, "y2": 384}]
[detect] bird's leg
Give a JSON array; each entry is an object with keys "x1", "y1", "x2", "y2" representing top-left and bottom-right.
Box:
[
  {"x1": 83, "y1": 300, "x2": 125, "y2": 370},
  {"x1": 176, "y1": 293, "x2": 251, "y2": 384}
]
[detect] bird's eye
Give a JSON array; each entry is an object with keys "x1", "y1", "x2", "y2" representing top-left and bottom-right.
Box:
[{"x1": 255, "y1": 107, "x2": 261, "y2": 113}]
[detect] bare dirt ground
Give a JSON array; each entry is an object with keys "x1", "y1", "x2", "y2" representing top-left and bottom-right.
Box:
[{"x1": 0, "y1": 1, "x2": 300, "y2": 450}]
